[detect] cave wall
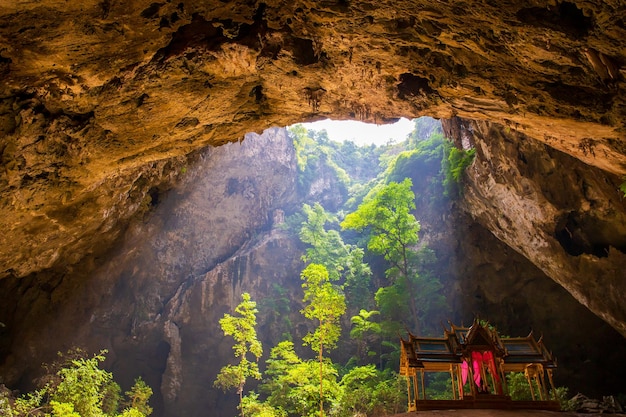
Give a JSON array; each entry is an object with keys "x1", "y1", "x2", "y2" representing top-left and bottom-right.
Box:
[
  {"x1": 442, "y1": 117, "x2": 626, "y2": 336},
  {"x1": 0, "y1": 128, "x2": 301, "y2": 416}
]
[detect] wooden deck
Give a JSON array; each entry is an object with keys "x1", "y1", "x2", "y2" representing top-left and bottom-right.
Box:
[{"x1": 414, "y1": 396, "x2": 561, "y2": 411}]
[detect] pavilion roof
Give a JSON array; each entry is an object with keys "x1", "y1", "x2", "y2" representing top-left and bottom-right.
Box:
[{"x1": 400, "y1": 318, "x2": 557, "y2": 372}]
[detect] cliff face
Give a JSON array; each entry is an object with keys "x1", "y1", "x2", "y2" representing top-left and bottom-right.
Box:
[
  {"x1": 442, "y1": 118, "x2": 626, "y2": 335},
  {"x1": 0, "y1": 128, "x2": 301, "y2": 415}
]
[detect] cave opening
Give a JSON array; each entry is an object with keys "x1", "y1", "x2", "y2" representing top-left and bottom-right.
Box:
[{"x1": 299, "y1": 117, "x2": 415, "y2": 146}]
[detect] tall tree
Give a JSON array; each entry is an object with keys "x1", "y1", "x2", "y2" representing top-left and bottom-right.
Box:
[
  {"x1": 300, "y1": 203, "x2": 351, "y2": 280},
  {"x1": 214, "y1": 293, "x2": 263, "y2": 417},
  {"x1": 341, "y1": 179, "x2": 423, "y2": 330},
  {"x1": 300, "y1": 203, "x2": 372, "y2": 313},
  {"x1": 300, "y1": 264, "x2": 346, "y2": 417}
]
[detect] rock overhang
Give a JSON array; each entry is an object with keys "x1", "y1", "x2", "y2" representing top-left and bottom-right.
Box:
[{"x1": 0, "y1": 0, "x2": 625, "y2": 325}]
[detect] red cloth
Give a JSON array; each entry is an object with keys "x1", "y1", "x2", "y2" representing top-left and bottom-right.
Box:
[
  {"x1": 461, "y1": 360, "x2": 469, "y2": 385},
  {"x1": 471, "y1": 351, "x2": 483, "y2": 387},
  {"x1": 470, "y1": 351, "x2": 502, "y2": 394}
]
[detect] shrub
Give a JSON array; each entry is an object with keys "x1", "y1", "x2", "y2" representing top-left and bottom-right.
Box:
[{"x1": 442, "y1": 141, "x2": 475, "y2": 196}]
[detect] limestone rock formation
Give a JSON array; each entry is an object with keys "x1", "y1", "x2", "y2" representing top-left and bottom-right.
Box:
[
  {"x1": 1, "y1": 0, "x2": 625, "y2": 282},
  {"x1": 0, "y1": 128, "x2": 300, "y2": 415},
  {"x1": 0, "y1": 0, "x2": 626, "y2": 414},
  {"x1": 443, "y1": 118, "x2": 626, "y2": 335}
]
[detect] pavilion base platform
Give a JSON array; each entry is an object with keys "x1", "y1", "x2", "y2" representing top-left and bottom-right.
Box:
[{"x1": 414, "y1": 396, "x2": 561, "y2": 411}]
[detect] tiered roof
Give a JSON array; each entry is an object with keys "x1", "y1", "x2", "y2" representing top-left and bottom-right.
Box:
[{"x1": 400, "y1": 319, "x2": 556, "y2": 372}]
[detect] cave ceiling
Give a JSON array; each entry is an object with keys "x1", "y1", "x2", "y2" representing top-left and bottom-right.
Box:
[{"x1": 0, "y1": 1, "x2": 625, "y2": 328}]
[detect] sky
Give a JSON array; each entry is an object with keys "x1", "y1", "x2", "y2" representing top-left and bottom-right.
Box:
[{"x1": 299, "y1": 118, "x2": 415, "y2": 146}]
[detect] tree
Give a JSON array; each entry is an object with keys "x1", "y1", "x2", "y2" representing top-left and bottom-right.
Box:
[
  {"x1": 300, "y1": 203, "x2": 351, "y2": 281},
  {"x1": 260, "y1": 341, "x2": 341, "y2": 417},
  {"x1": 343, "y1": 247, "x2": 373, "y2": 313},
  {"x1": 52, "y1": 350, "x2": 113, "y2": 417},
  {"x1": 300, "y1": 264, "x2": 346, "y2": 417},
  {"x1": 299, "y1": 203, "x2": 372, "y2": 315},
  {"x1": 214, "y1": 292, "x2": 263, "y2": 417},
  {"x1": 101, "y1": 380, "x2": 122, "y2": 415},
  {"x1": 341, "y1": 179, "x2": 423, "y2": 330},
  {"x1": 349, "y1": 309, "x2": 381, "y2": 363},
  {"x1": 123, "y1": 377, "x2": 153, "y2": 416},
  {"x1": 442, "y1": 141, "x2": 475, "y2": 196}
]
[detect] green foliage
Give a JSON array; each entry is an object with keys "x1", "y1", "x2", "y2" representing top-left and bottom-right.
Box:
[
  {"x1": 448, "y1": 147, "x2": 476, "y2": 182},
  {"x1": 368, "y1": 372, "x2": 407, "y2": 416},
  {"x1": 408, "y1": 118, "x2": 443, "y2": 145},
  {"x1": 374, "y1": 284, "x2": 409, "y2": 337},
  {"x1": 301, "y1": 263, "x2": 346, "y2": 417},
  {"x1": 258, "y1": 284, "x2": 293, "y2": 338},
  {"x1": 278, "y1": 210, "x2": 306, "y2": 235},
  {"x1": 299, "y1": 202, "x2": 372, "y2": 316},
  {"x1": 384, "y1": 149, "x2": 420, "y2": 183},
  {"x1": 261, "y1": 342, "x2": 341, "y2": 417},
  {"x1": 342, "y1": 179, "x2": 427, "y2": 331},
  {"x1": 215, "y1": 293, "x2": 263, "y2": 415},
  {"x1": 290, "y1": 124, "x2": 320, "y2": 193},
  {"x1": 551, "y1": 386, "x2": 574, "y2": 411},
  {"x1": 301, "y1": 264, "x2": 347, "y2": 354},
  {"x1": 424, "y1": 373, "x2": 453, "y2": 400},
  {"x1": 442, "y1": 142, "x2": 475, "y2": 196},
  {"x1": 262, "y1": 341, "x2": 303, "y2": 397},
  {"x1": 300, "y1": 203, "x2": 352, "y2": 281},
  {"x1": 53, "y1": 350, "x2": 113, "y2": 417},
  {"x1": 13, "y1": 388, "x2": 48, "y2": 416},
  {"x1": 336, "y1": 365, "x2": 379, "y2": 417},
  {"x1": 291, "y1": 124, "x2": 317, "y2": 174},
  {"x1": 124, "y1": 377, "x2": 153, "y2": 416},
  {"x1": 342, "y1": 179, "x2": 419, "y2": 268},
  {"x1": 118, "y1": 408, "x2": 149, "y2": 417},
  {"x1": 50, "y1": 401, "x2": 81, "y2": 417},
  {"x1": 9, "y1": 350, "x2": 152, "y2": 417},
  {"x1": 288, "y1": 126, "x2": 351, "y2": 197},
  {"x1": 620, "y1": 178, "x2": 626, "y2": 197},
  {"x1": 343, "y1": 247, "x2": 373, "y2": 313},
  {"x1": 350, "y1": 310, "x2": 381, "y2": 362},
  {"x1": 242, "y1": 392, "x2": 287, "y2": 417},
  {"x1": 336, "y1": 366, "x2": 408, "y2": 417},
  {"x1": 251, "y1": 119, "x2": 456, "y2": 417},
  {"x1": 102, "y1": 380, "x2": 121, "y2": 416},
  {"x1": 0, "y1": 388, "x2": 13, "y2": 417},
  {"x1": 506, "y1": 372, "x2": 535, "y2": 401}
]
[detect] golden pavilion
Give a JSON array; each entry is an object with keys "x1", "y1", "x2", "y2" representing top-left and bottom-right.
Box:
[{"x1": 399, "y1": 319, "x2": 559, "y2": 411}]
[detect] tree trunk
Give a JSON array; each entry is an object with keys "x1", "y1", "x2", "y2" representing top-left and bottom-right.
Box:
[{"x1": 319, "y1": 328, "x2": 324, "y2": 417}]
